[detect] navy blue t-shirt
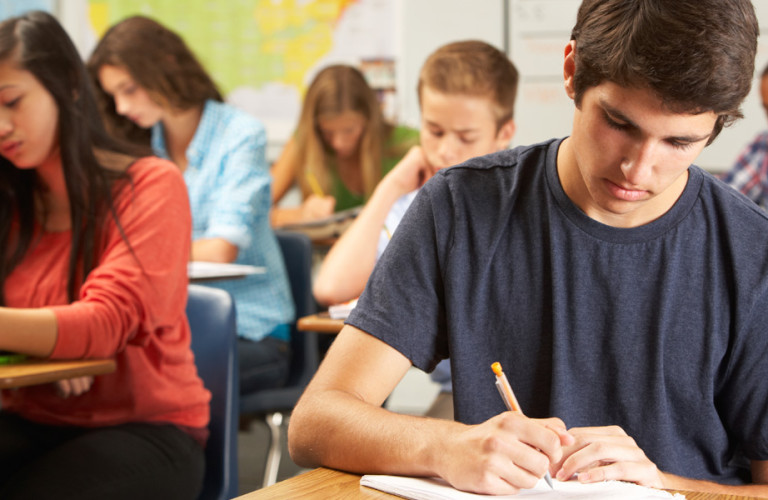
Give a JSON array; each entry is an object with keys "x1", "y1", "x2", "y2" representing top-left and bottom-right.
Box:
[{"x1": 347, "y1": 138, "x2": 768, "y2": 484}]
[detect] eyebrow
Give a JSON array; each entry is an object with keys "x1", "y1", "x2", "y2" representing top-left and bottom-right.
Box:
[{"x1": 600, "y1": 99, "x2": 712, "y2": 144}]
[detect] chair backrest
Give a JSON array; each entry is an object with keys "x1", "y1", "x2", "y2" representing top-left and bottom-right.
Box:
[
  {"x1": 275, "y1": 230, "x2": 318, "y2": 388},
  {"x1": 187, "y1": 285, "x2": 239, "y2": 500},
  {"x1": 240, "y1": 230, "x2": 318, "y2": 414}
]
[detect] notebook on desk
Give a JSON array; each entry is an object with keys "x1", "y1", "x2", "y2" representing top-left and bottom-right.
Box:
[
  {"x1": 328, "y1": 298, "x2": 358, "y2": 319},
  {"x1": 360, "y1": 474, "x2": 685, "y2": 499},
  {"x1": 278, "y1": 205, "x2": 362, "y2": 240},
  {"x1": 187, "y1": 261, "x2": 266, "y2": 281}
]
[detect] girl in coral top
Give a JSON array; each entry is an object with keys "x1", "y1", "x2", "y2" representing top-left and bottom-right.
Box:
[{"x1": 0, "y1": 11, "x2": 209, "y2": 499}]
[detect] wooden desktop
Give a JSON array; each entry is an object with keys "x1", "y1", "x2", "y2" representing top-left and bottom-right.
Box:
[
  {"x1": 297, "y1": 312, "x2": 345, "y2": 334},
  {"x1": 0, "y1": 358, "x2": 116, "y2": 389},
  {"x1": 236, "y1": 467, "x2": 765, "y2": 500}
]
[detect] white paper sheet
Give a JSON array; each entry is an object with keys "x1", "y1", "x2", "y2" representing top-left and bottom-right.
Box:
[{"x1": 360, "y1": 474, "x2": 686, "y2": 500}]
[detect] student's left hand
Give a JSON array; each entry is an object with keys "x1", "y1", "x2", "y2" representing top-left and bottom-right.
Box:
[
  {"x1": 552, "y1": 425, "x2": 666, "y2": 488},
  {"x1": 55, "y1": 376, "x2": 94, "y2": 398}
]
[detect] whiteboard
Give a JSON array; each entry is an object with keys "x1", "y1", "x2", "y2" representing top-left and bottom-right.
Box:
[{"x1": 395, "y1": 0, "x2": 505, "y2": 128}]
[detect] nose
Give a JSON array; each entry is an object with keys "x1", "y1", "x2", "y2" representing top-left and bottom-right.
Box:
[
  {"x1": 0, "y1": 112, "x2": 12, "y2": 138},
  {"x1": 113, "y1": 94, "x2": 130, "y2": 116},
  {"x1": 621, "y1": 140, "x2": 657, "y2": 186},
  {"x1": 331, "y1": 135, "x2": 348, "y2": 152},
  {"x1": 436, "y1": 136, "x2": 460, "y2": 167}
]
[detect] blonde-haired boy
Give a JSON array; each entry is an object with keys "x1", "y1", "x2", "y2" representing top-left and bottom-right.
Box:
[{"x1": 314, "y1": 40, "x2": 518, "y2": 306}]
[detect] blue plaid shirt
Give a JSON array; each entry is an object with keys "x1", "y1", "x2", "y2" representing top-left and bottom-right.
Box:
[
  {"x1": 721, "y1": 131, "x2": 768, "y2": 210},
  {"x1": 152, "y1": 100, "x2": 294, "y2": 341}
]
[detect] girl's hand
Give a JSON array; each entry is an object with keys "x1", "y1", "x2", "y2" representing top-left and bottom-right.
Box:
[
  {"x1": 300, "y1": 195, "x2": 336, "y2": 221},
  {"x1": 55, "y1": 376, "x2": 94, "y2": 398}
]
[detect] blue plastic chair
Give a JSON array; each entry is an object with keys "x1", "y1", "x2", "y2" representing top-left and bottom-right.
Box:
[
  {"x1": 239, "y1": 230, "x2": 318, "y2": 487},
  {"x1": 187, "y1": 285, "x2": 239, "y2": 500}
]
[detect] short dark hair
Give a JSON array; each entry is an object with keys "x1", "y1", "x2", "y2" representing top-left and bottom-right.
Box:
[
  {"x1": 571, "y1": 0, "x2": 758, "y2": 143},
  {"x1": 418, "y1": 40, "x2": 519, "y2": 131}
]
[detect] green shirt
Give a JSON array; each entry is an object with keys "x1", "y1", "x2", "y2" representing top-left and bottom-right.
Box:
[{"x1": 331, "y1": 125, "x2": 420, "y2": 212}]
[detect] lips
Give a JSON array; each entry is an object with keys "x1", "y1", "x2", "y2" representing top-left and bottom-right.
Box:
[
  {"x1": 1, "y1": 140, "x2": 21, "y2": 157},
  {"x1": 604, "y1": 179, "x2": 648, "y2": 201}
]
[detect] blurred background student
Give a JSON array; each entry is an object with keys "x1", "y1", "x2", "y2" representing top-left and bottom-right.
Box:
[
  {"x1": 0, "y1": 11, "x2": 208, "y2": 499},
  {"x1": 721, "y1": 62, "x2": 768, "y2": 210},
  {"x1": 271, "y1": 64, "x2": 418, "y2": 226},
  {"x1": 87, "y1": 16, "x2": 295, "y2": 397},
  {"x1": 313, "y1": 41, "x2": 518, "y2": 420}
]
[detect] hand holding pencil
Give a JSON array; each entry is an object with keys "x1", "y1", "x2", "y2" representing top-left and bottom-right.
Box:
[
  {"x1": 492, "y1": 361, "x2": 567, "y2": 490},
  {"x1": 428, "y1": 367, "x2": 573, "y2": 496}
]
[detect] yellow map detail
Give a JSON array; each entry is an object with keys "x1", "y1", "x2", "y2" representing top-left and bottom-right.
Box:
[{"x1": 88, "y1": 0, "x2": 359, "y2": 94}]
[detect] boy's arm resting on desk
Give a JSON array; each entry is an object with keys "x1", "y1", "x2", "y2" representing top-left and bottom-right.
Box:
[
  {"x1": 313, "y1": 146, "x2": 432, "y2": 306},
  {"x1": 288, "y1": 325, "x2": 572, "y2": 496},
  {"x1": 554, "y1": 426, "x2": 768, "y2": 496},
  {"x1": 312, "y1": 184, "x2": 399, "y2": 305}
]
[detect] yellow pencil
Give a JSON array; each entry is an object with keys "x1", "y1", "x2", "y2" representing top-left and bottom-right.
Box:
[
  {"x1": 491, "y1": 362, "x2": 555, "y2": 490},
  {"x1": 305, "y1": 170, "x2": 324, "y2": 197}
]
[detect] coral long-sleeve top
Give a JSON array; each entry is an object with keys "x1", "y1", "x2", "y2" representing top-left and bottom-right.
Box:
[{"x1": 2, "y1": 157, "x2": 210, "y2": 430}]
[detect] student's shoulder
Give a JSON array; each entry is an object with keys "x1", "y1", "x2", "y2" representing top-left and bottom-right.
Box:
[
  {"x1": 704, "y1": 166, "x2": 768, "y2": 216},
  {"x1": 439, "y1": 138, "x2": 559, "y2": 179},
  {"x1": 697, "y1": 165, "x2": 768, "y2": 226},
  {"x1": 127, "y1": 156, "x2": 185, "y2": 190},
  {"x1": 203, "y1": 100, "x2": 266, "y2": 140}
]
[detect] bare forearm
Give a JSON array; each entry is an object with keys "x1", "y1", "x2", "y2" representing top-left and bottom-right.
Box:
[
  {"x1": 313, "y1": 180, "x2": 405, "y2": 306},
  {"x1": 191, "y1": 238, "x2": 238, "y2": 263},
  {"x1": 0, "y1": 307, "x2": 57, "y2": 357},
  {"x1": 270, "y1": 206, "x2": 302, "y2": 227},
  {"x1": 288, "y1": 388, "x2": 460, "y2": 476}
]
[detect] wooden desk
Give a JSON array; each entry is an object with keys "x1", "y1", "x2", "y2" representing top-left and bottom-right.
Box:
[
  {"x1": 297, "y1": 313, "x2": 345, "y2": 334},
  {"x1": 235, "y1": 467, "x2": 764, "y2": 500},
  {"x1": 0, "y1": 358, "x2": 116, "y2": 389}
]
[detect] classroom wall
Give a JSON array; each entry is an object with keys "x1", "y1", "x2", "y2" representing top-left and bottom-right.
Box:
[
  {"x1": 398, "y1": 0, "x2": 768, "y2": 173},
  {"x1": 42, "y1": 0, "x2": 768, "y2": 171}
]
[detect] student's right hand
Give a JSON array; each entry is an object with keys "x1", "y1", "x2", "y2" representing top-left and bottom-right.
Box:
[
  {"x1": 436, "y1": 412, "x2": 572, "y2": 495},
  {"x1": 382, "y1": 146, "x2": 437, "y2": 196},
  {"x1": 300, "y1": 194, "x2": 336, "y2": 221}
]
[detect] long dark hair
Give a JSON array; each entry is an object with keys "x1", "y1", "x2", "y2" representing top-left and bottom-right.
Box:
[
  {"x1": 87, "y1": 15, "x2": 223, "y2": 145},
  {"x1": 0, "y1": 11, "x2": 143, "y2": 304}
]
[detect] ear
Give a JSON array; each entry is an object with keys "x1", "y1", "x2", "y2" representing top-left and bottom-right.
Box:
[
  {"x1": 563, "y1": 40, "x2": 576, "y2": 100},
  {"x1": 495, "y1": 118, "x2": 516, "y2": 149}
]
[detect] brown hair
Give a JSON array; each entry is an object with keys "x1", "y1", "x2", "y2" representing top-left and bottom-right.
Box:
[
  {"x1": 570, "y1": 0, "x2": 758, "y2": 143},
  {"x1": 294, "y1": 64, "x2": 391, "y2": 200},
  {"x1": 87, "y1": 15, "x2": 223, "y2": 145},
  {"x1": 418, "y1": 40, "x2": 519, "y2": 130}
]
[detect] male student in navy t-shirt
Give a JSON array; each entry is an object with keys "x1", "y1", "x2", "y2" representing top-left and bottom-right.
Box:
[{"x1": 288, "y1": 0, "x2": 768, "y2": 496}]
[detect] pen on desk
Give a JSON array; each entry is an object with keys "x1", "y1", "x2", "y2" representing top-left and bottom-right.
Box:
[
  {"x1": 305, "y1": 170, "x2": 325, "y2": 197},
  {"x1": 491, "y1": 361, "x2": 554, "y2": 490}
]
